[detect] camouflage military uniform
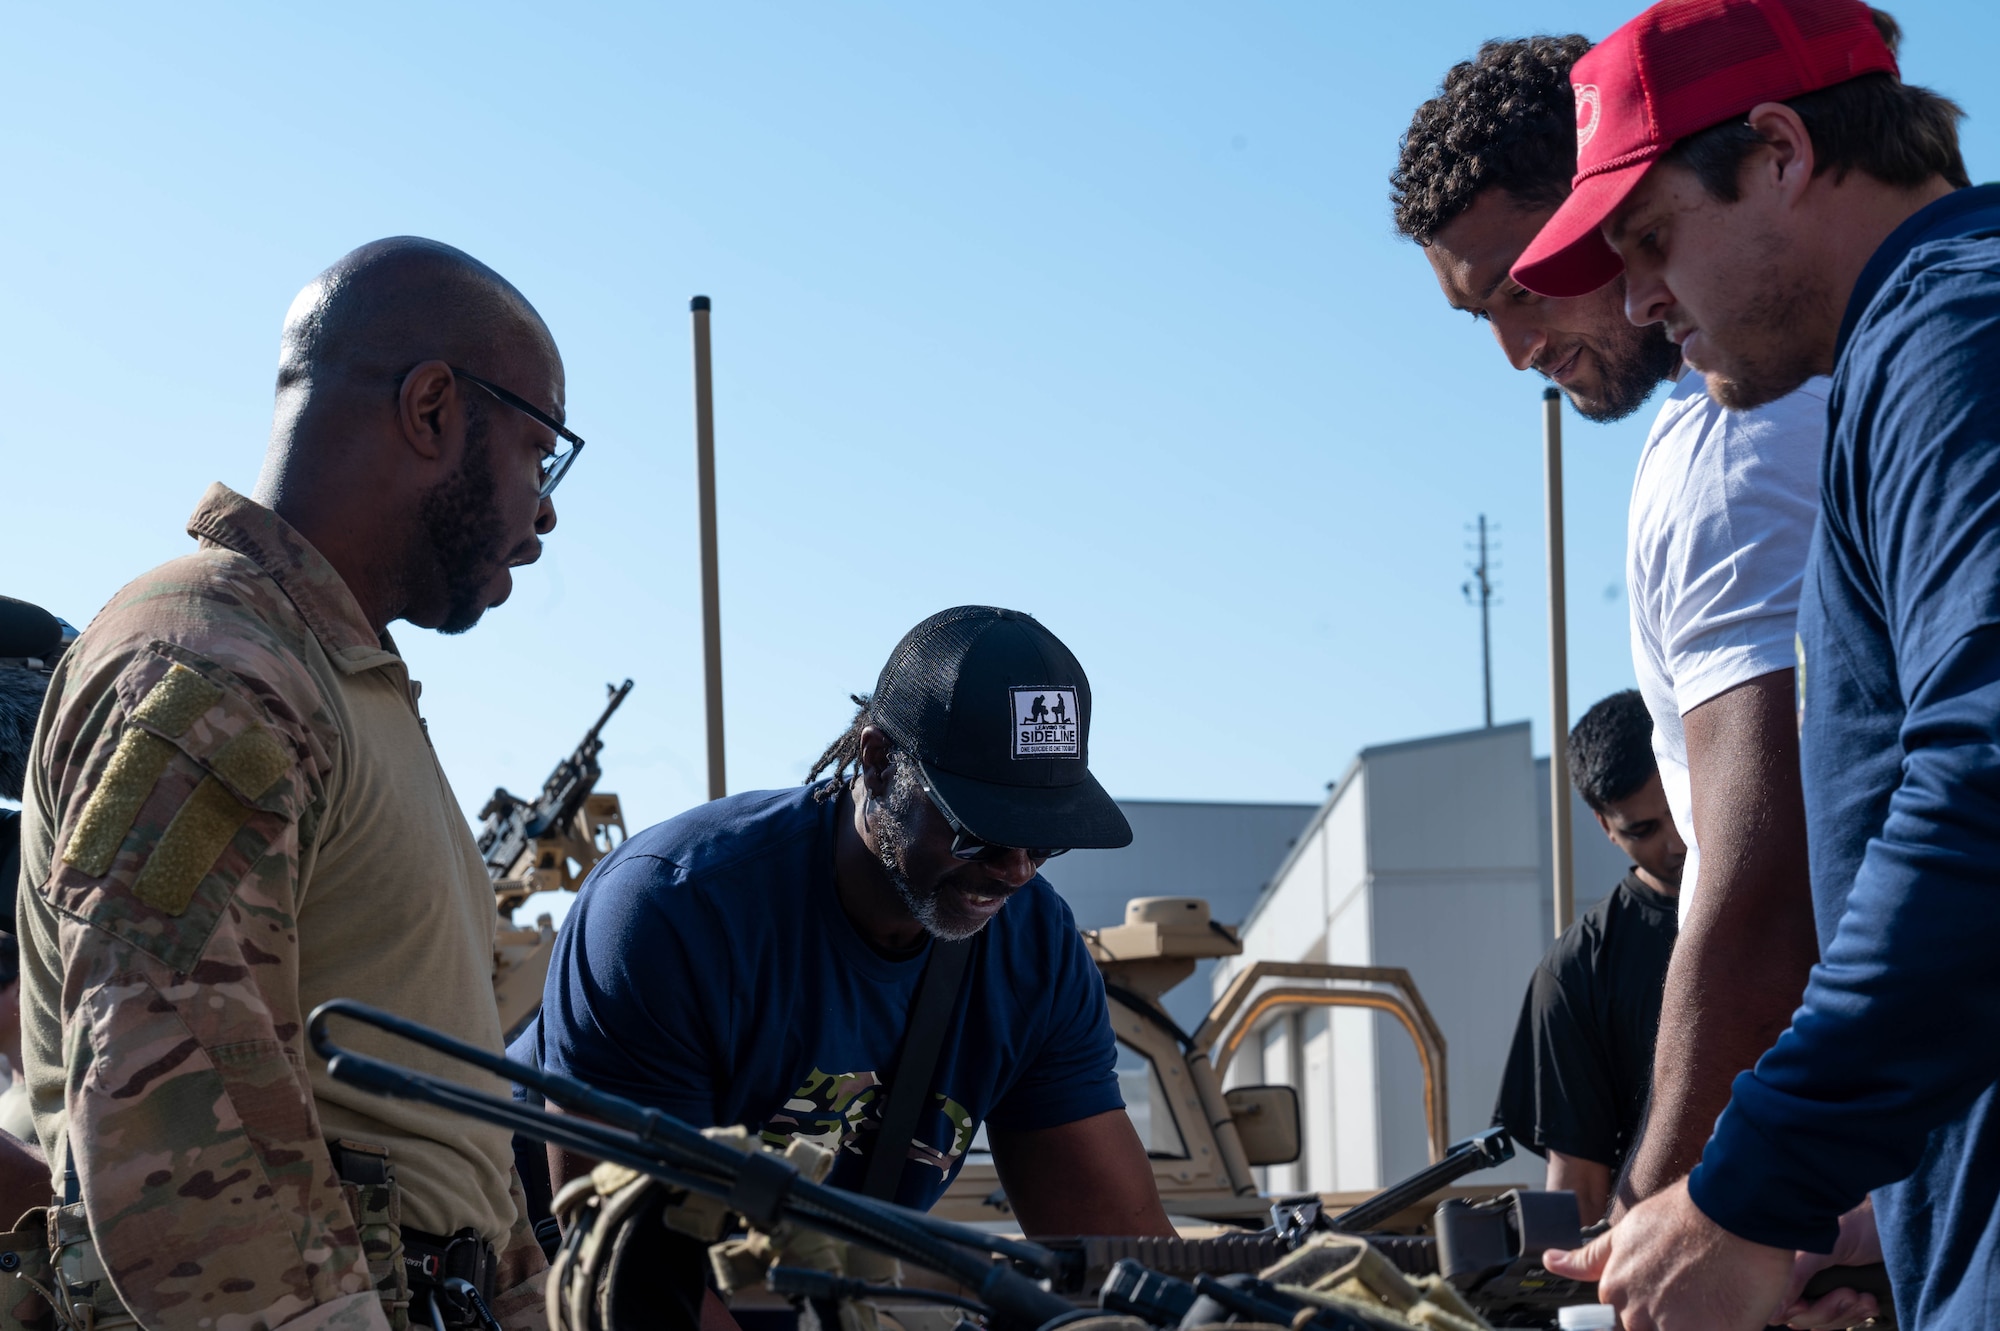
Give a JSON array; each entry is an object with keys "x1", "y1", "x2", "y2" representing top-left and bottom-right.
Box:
[{"x1": 16, "y1": 484, "x2": 546, "y2": 1329}]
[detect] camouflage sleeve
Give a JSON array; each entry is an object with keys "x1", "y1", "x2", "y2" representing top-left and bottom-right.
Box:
[{"x1": 35, "y1": 640, "x2": 390, "y2": 1330}]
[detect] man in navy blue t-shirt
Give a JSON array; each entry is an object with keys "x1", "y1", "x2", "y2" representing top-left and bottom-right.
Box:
[
  {"x1": 1508, "y1": 2, "x2": 1988, "y2": 1327},
  {"x1": 519, "y1": 605, "x2": 1172, "y2": 1244}
]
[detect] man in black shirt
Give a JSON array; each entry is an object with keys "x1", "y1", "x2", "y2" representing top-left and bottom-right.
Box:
[{"x1": 1494, "y1": 690, "x2": 1683, "y2": 1223}]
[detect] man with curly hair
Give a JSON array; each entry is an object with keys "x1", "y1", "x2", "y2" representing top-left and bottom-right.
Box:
[
  {"x1": 1392, "y1": 35, "x2": 1680, "y2": 423},
  {"x1": 1513, "y1": 0, "x2": 1987, "y2": 1324},
  {"x1": 1392, "y1": 36, "x2": 1826, "y2": 1238}
]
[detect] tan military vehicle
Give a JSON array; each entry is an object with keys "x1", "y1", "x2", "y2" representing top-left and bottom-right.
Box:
[
  {"x1": 483, "y1": 736, "x2": 1460, "y2": 1224},
  {"x1": 933, "y1": 894, "x2": 1456, "y2": 1227},
  {"x1": 474, "y1": 696, "x2": 1463, "y2": 1224}
]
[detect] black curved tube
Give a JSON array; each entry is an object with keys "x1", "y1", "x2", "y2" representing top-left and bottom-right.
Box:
[
  {"x1": 1326, "y1": 1126, "x2": 1514, "y2": 1234},
  {"x1": 307, "y1": 999, "x2": 1072, "y2": 1329},
  {"x1": 1102, "y1": 982, "x2": 1195, "y2": 1052}
]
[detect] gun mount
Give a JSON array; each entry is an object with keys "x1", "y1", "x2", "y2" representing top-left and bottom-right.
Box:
[
  {"x1": 479, "y1": 678, "x2": 633, "y2": 905},
  {"x1": 482, "y1": 679, "x2": 634, "y2": 1036}
]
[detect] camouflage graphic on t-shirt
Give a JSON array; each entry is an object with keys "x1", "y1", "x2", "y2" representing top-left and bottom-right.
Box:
[
  {"x1": 761, "y1": 1065, "x2": 974, "y2": 1176},
  {"x1": 912, "y1": 1096, "x2": 978, "y2": 1173},
  {"x1": 762, "y1": 1066, "x2": 884, "y2": 1153}
]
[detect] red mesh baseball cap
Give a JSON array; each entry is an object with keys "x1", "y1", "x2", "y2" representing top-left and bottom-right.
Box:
[{"x1": 1512, "y1": 0, "x2": 1898, "y2": 298}]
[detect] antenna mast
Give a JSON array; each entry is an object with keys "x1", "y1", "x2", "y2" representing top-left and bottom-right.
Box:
[
  {"x1": 1544, "y1": 388, "x2": 1574, "y2": 936},
  {"x1": 691, "y1": 296, "x2": 727, "y2": 801},
  {"x1": 1463, "y1": 514, "x2": 1497, "y2": 728}
]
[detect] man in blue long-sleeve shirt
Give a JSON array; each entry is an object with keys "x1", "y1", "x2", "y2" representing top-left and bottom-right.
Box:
[{"x1": 1505, "y1": 1, "x2": 1990, "y2": 1327}]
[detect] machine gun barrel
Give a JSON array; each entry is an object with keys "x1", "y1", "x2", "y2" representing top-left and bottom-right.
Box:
[
  {"x1": 478, "y1": 679, "x2": 634, "y2": 880},
  {"x1": 526, "y1": 677, "x2": 634, "y2": 837},
  {"x1": 1325, "y1": 1126, "x2": 1514, "y2": 1234},
  {"x1": 307, "y1": 999, "x2": 1073, "y2": 1331}
]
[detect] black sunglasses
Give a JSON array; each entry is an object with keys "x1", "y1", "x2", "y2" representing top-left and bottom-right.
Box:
[
  {"x1": 916, "y1": 775, "x2": 1069, "y2": 864},
  {"x1": 451, "y1": 366, "x2": 586, "y2": 499}
]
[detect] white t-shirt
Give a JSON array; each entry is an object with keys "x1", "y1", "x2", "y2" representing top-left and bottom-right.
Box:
[{"x1": 1628, "y1": 369, "x2": 1828, "y2": 921}]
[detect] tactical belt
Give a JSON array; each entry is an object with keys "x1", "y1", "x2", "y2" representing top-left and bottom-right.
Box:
[
  {"x1": 401, "y1": 1225, "x2": 498, "y2": 1307},
  {"x1": 329, "y1": 1139, "x2": 499, "y2": 1331}
]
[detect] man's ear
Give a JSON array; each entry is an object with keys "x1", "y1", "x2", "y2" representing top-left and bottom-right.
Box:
[
  {"x1": 398, "y1": 360, "x2": 458, "y2": 462},
  {"x1": 856, "y1": 726, "x2": 893, "y2": 799},
  {"x1": 1594, "y1": 808, "x2": 1617, "y2": 842},
  {"x1": 1744, "y1": 101, "x2": 1817, "y2": 205}
]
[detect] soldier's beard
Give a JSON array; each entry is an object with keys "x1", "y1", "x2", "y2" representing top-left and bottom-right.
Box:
[
  {"x1": 418, "y1": 412, "x2": 509, "y2": 636},
  {"x1": 870, "y1": 753, "x2": 990, "y2": 943},
  {"x1": 1567, "y1": 320, "x2": 1682, "y2": 423}
]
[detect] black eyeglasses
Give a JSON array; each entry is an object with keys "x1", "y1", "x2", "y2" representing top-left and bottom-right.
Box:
[
  {"x1": 916, "y1": 775, "x2": 1069, "y2": 864},
  {"x1": 451, "y1": 366, "x2": 586, "y2": 499}
]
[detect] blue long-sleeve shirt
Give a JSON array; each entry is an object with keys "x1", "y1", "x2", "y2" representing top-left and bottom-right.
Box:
[{"x1": 1688, "y1": 184, "x2": 2000, "y2": 1328}]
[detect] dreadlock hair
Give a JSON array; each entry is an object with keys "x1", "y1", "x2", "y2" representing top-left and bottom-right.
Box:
[
  {"x1": 0, "y1": 665, "x2": 47, "y2": 802},
  {"x1": 1391, "y1": 34, "x2": 1595, "y2": 245},
  {"x1": 806, "y1": 693, "x2": 876, "y2": 801},
  {"x1": 1661, "y1": 11, "x2": 1968, "y2": 203}
]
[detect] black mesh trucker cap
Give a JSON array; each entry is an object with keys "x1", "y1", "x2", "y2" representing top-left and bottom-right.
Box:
[
  {"x1": 871, "y1": 606, "x2": 1133, "y2": 851},
  {"x1": 0, "y1": 597, "x2": 63, "y2": 661}
]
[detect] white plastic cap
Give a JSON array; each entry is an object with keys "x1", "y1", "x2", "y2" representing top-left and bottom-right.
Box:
[{"x1": 1557, "y1": 1307, "x2": 1617, "y2": 1330}]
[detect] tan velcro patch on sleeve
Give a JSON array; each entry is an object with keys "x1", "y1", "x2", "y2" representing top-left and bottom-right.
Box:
[
  {"x1": 63, "y1": 730, "x2": 178, "y2": 878},
  {"x1": 131, "y1": 776, "x2": 252, "y2": 916},
  {"x1": 130, "y1": 662, "x2": 224, "y2": 738},
  {"x1": 209, "y1": 725, "x2": 292, "y2": 801}
]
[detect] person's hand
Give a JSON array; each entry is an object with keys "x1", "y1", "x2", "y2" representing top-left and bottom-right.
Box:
[
  {"x1": 1771, "y1": 1199, "x2": 1882, "y2": 1329},
  {"x1": 1776, "y1": 1284, "x2": 1880, "y2": 1330},
  {"x1": 1544, "y1": 1177, "x2": 1794, "y2": 1331}
]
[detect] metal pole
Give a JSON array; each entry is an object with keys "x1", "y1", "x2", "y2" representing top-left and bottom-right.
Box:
[
  {"x1": 1463, "y1": 515, "x2": 1497, "y2": 728},
  {"x1": 1479, "y1": 514, "x2": 1493, "y2": 728},
  {"x1": 691, "y1": 296, "x2": 726, "y2": 801},
  {"x1": 1542, "y1": 387, "x2": 1573, "y2": 936}
]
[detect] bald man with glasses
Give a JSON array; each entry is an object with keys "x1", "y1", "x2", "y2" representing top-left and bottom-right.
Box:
[{"x1": 18, "y1": 236, "x2": 577, "y2": 1330}]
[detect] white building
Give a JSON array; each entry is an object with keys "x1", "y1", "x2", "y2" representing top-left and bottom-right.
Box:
[{"x1": 1212, "y1": 721, "x2": 1627, "y2": 1193}]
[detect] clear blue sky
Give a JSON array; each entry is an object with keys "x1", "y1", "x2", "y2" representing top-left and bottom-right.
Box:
[{"x1": 9, "y1": 2, "x2": 1997, "y2": 849}]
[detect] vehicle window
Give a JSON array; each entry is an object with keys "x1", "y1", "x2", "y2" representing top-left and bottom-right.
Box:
[
  {"x1": 957, "y1": 1036, "x2": 1191, "y2": 1164},
  {"x1": 1117, "y1": 1040, "x2": 1188, "y2": 1159}
]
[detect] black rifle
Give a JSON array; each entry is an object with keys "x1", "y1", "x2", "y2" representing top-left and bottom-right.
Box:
[
  {"x1": 1325, "y1": 1125, "x2": 1515, "y2": 1234},
  {"x1": 476, "y1": 679, "x2": 633, "y2": 882},
  {"x1": 308, "y1": 999, "x2": 1075, "y2": 1331}
]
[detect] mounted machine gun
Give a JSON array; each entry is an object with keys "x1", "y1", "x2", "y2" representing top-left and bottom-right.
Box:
[{"x1": 479, "y1": 679, "x2": 634, "y2": 1035}]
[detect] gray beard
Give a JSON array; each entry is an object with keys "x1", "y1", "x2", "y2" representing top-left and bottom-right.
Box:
[{"x1": 869, "y1": 753, "x2": 984, "y2": 943}]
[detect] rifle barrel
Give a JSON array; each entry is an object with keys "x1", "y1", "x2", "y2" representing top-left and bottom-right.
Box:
[
  {"x1": 482, "y1": 680, "x2": 636, "y2": 878},
  {"x1": 583, "y1": 678, "x2": 635, "y2": 753},
  {"x1": 307, "y1": 998, "x2": 1071, "y2": 1328}
]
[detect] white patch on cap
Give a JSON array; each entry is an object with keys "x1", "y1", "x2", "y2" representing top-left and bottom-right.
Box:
[
  {"x1": 1011, "y1": 687, "x2": 1080, "y2": 759},
  {"x1": 1574, "y1": 83, "x2": 1602, "y2": 150}
]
